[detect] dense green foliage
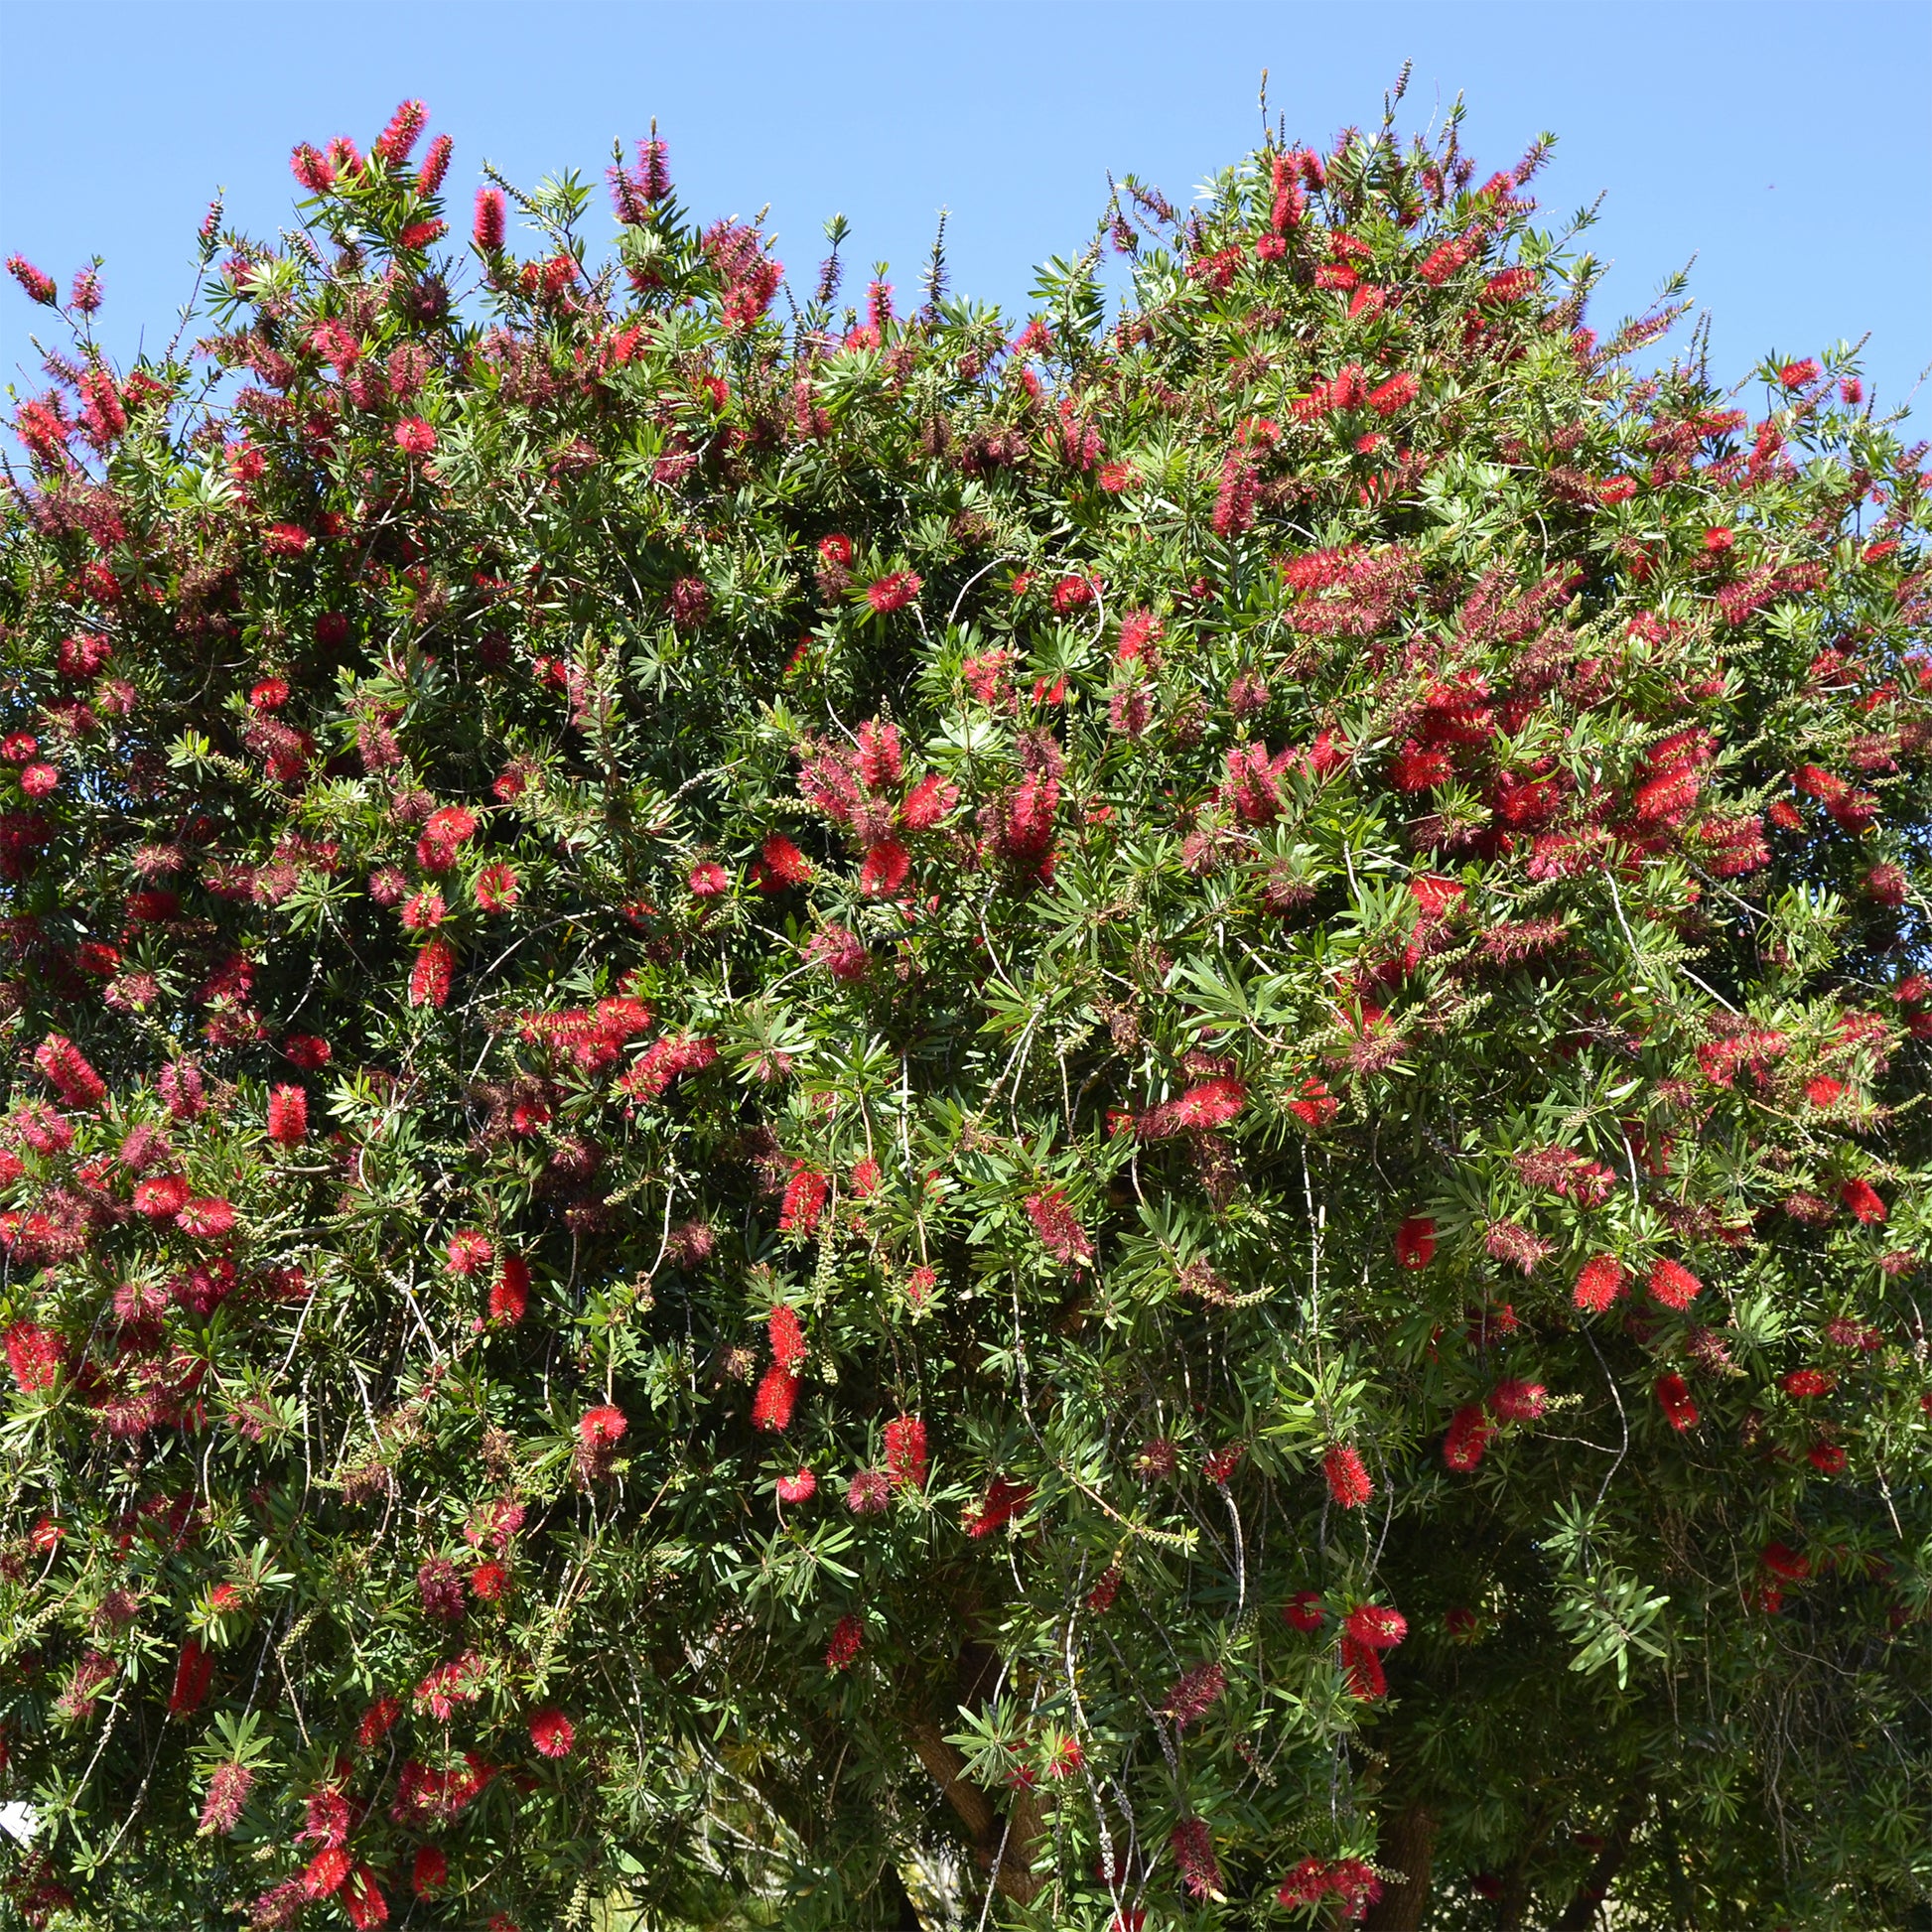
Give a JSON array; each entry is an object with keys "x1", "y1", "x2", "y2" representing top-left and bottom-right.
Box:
[{"x1": 2, "y1": 88, "x2": 1930, "y2": 1931}]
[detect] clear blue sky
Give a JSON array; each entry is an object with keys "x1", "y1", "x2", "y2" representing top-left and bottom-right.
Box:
[{"x1": 2, "y1": 0, "x2": 1928, "y2": 420}]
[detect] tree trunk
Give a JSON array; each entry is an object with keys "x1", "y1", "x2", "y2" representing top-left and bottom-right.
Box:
[
  {"x1": 1363, "y1": 1803, "x2": 1438, "y2": 1931},
  {"x1": 905, "y1": 1718, "x2": 1043, "y2": 1904},
  {"x1": 1553, "y1": 1788, "x2": 1649, "y2": 1930}
]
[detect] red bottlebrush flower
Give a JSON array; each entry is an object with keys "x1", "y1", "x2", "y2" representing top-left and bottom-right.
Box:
[
  {"x1": 1761, "y1": 1539, "x2": 1811, "y2": 1581},
  {"x1": 291, "y1": 144, "x2": 336, "y2": 193},
  {"x1": 860, "y1": 838, "x2": 910, "y2": 896},
  {"x1": 778, "y1": 1168, "x2": 829, "y2": 1236},
  {"x1": 394, "y1": 417, "x2": 437, "y2": 458},
  {"x1": 752, "y1": 1365, "x2": 800, "y2": 1433},
  {"x1": 1026, "y1": 1186, "x2": 1093, "y2": 1266},
  {"x1": 755, "y1": 834, "x2": 811, "y2": 892},
  {"x1": 666, "y1": 575, "x2": 711, "y2": 628},
  {"x1": 1395, "y1": 1215, "x2": 1437, "y2": 1269},
  {"x1": 528, "y1": 1708, "x2": 575, "y2": 1757},
  {"x1": 768, "y1": 1304, "x2": 808, "y2": 1370},
  {"x1": 1655, "y1": 1372, "x2": 1700, "y2": 1431},
  {"x1": 825, "y1": 1611, "x2": 864, "y2": 1670},
  {"x1": 1489, "y1": 1379, "x2": 1548, "y2": 1423},
  {"x1": 1210, "y1": 453, "x2": 1258, "y2": 538},
  {"x1": 1345, "y1": 1603, "x2": 1408, "y2": 1651},
  {"x1": 35, "y1": 1035, "x2": 107, "y2": 1110},
  {"x1": 1776, "y1": 358, "x2": 1820, "y2": 388},
  {"x1": 1171, "y1": 1819, "x2": 1224, "y2": 1901},
  {"x1": 411, "y1": 1847, "x2": 448, "y2": 1898},
  {"x1": 20, "y1": 760, "x2": 59, "y2": 797},
  {"x1": 1283, "y1": 1590, "x2": 1325, "y2": 1632},
  {"x1": 1288, "y1": 1075, "x2": 1339, "y2": 1128},
  {"x1": 470, "y1": 1559, "x2": 508, "y2": 1600},
  {"x1": 342, "y1": 1867, "x2": 386, "y2": 1930},
  {"x1": 475, "y1": 863, "x2": 518, "y2": 911},
  {"x1": 776, "y1": 1468, "x2": 817, "y2": 1504},
  {"x1": 1782, "y1": 1368, "x2": 1837, "y2": 1398},
  {"x1": 579, "y1": 1404, "x2": 627, "y2": 1449},
  {"x1": 1086, "y1": 1565, "x2": 1122, "y2": 1612},
  {"x1": 1864, "y1": 863, "x2": 1906, "y2": 908},
  {"x1": 490, "y1": 1252, "x2": 529, "y2": 1328},
  {"x1": 864, "y1": 571, "x2": 921, "y2": 615},
  {"x1": 1804, "y1": 1076, "x2": 1845, "y2": 1109},
  {"x1": 133, "y1": 1173, "x2": 190, "y2": 1221},
  {"x1": 166, "y1": 1640, "x2": 215, "y2": 1719},
  {"x1": 409, "y1": 937, "x2": 455, "y2": 1008},
  {"x1": 199, "y1": 1760, "x2": 254, "y2": 1836},
  {"x1": 248, "y1": 677, "x2": 291, "y2": 712},
  {"x1": 447, "y1": 1230, "x2": 494, "y2": 1278},
  {"x1": 903, "y1": 1264, "x2": 937, "y2": 1307},
  {"x1": 416, "y1": 133, "x2": 454, "y2": 196},
  {"x1": 372, "y1": 98, "x2": 428, "y2": 169},
  {"x1": 1573, "y1": 1254, "x2": 1625, "y2": 1314},
  {"x1": 356, "y1": 1697, "x2": 403, "y2": 1750},
  {"x1": 1390, "y1": 739, "x2": 1452, "y2": 791},
  {"x1": 266, "y1": 1085, "x2": 308, "y2": 1146},
  {"x1": 1647, "y1": 1258, "x2": 1702, "y2": 1311},
  {"x1": 1808, "y1": 1441, "x2": 1848, "y2": 1474},
  {"x1": 884, "y1": 1414, "x2": 929, "y2": 1489},
  {"x1": 1840, "y1": 1177, "x2": 1887, "y2": 1224},
  {"x1": 899, "y1": 771, "x2": 957, "y2": 831},
  {"x1": 1443, "y1": 1404, "x2": 1493, "y2": 1471},
  {"x1": 177, "y1": 1196, "x2": 236, "y2": 1239},
  {"x1": 688, "y1": 860, "x2": 730, "y2": 899},
  {"x1": 1163, "y1": 1659, "x2": 1226, "y2": 1727},
  {"x1": 416, "y1": 805, "x2": 477, "y2": 870},
  {"x1": 263, "y1": 522, "x2": 312, "y2": 559},
  {"x1": 1050, "y1": 572, "x2": 1097, "y2": 613},
  {"x1": 473, "y1": 189, "x2": 506, "y2": 250},
  {"x1": 965, "y1": 1474, "x2": 1034, "y2": 1538},
  {"x1": 7, "y1": 255, "x2": 58, "y2": 304},
  {"x1": 304, "y1": 1846, "x2": 351, "y2": 1898},
  {"x1": 849, "y1": 1157, "x2": 881, "y2": 1198},
  {"x1": 6, "y1": 1320, "x2": 64, "y2": 1394},
  {"x1": 1323, "y1": 1444, "x2": 1373, "y2": 1509},
  {"x1": 1367, "y1": 370, "x2": 1419, "y2": 415},
  {"x1": 1340, "y1": 1632, "x2": 1387, "y2": 1699}
]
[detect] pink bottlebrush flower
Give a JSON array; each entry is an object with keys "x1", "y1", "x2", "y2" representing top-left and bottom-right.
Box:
[
  {"x1": 446, "y1": 1231, "x2": 494, "y2": 1277},
  {"x1": 846, "y1": 1468, "x2": 891, "y2": 1515},
  {"x1": 199, "y1": 1760, "x2": 254, "y2": 1836},
  {"x1": 20, "y1": 760, "x2": 60, "y2": 797},
  {"x1": 768, "y1": 1304, "x2": 808, "y2": 1370},
  {"x1": 417, "y1": 1556, "x2": 467, "y2": 1621},
  {"x1": 752, "y1": 1365, "x2": 799, "y2": 1433},
  {"x1": 291, "y1": 144, "x2": 336, "y2": 194},
  {"x1": 1840, "y1": 1177, "x2": 1887, "y2": 1224},
  {"x1": 266, "y1": 1085, "x2": 308, "y2": 1146},
  {"x1": 667, "y1": 576, "x2": 711, "y2": 627},
  {"x1": 409, "y1": 937, "x2": 455, "y2": 1008},
  {"x1": 473, "y1": 189, "x2": 506, "y2": 250},
  {"x1": 1163, "y1": 1659, "x2": 1227, "y2": 1727},
  {"x1": 1647, "y1": 1258, "x2": 1702, "y2": 1310},
  {"x1": 177, "y1": 1197, "x2": 236, "y2": 1239},
  {"x1": 36, "y1": 1035, "x2": 107, "y2": 1110},
  {"x1": 1171, "y1": 1819, "x2": 1224, "y2": 1900},
  {"x1": 488, "y1": 1257, "x2": 529, "y2": 1325},
  {"x1": 1395, "y1": 1215, "x2": 1436, "y2": 1269},
  {"x1": 1655, "y1": 1372, "x2": 1700, "y2": 1431},
  {"x1": 7, "y1": 255, "x2": 58, "y2": 304},
  {"x1": 825, "y1": 1611, "x2": 864, "y2": 1670},
  {"x1": 884, "y1": 1414, "x2": 929, "y2": 1489},
  {"x1": 1488, "y1": 1379, "x2": 1547, "y2": 1423},
  {"x1": 528, "y1": 1708, "x2": 574, "y2": 1757},
  {"x1": 1025, "y1": 1187, "x2": 1093, "y2": 1266},
  {"x1": 864, "y1": 571, "x2": 921, "y2": 615},
  {"x1": 372, "y1": 99, "x2": 428, "y2": 169},
  {"x1": 776, "y1": 1468, "x2": 817, "y2": 1504},
  {"x1": 1323, "y1": 1444, "x2": 1373, "y2": 1509},
  {"x1": 1484, "y1": 1219, "x2": 1553, "y2": 1276},
  {"x1": 1573, "y1": 1254, "x2": 1625, "y2": 1314},
  {"x1": 394, "y1": 417, "x2": 437, "y2": 458},
  {"x1": 1443, "y1": 1404, "x2": 1493, "y2": 1472}
]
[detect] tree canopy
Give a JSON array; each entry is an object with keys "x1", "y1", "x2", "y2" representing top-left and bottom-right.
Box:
[{"x1": 2, "y1": 84, "x2": 1930, "y2": 1932}]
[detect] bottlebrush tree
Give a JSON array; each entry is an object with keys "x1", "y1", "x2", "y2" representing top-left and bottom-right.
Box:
[{"x1": 2, "y1": 82, "x2": 1929, "y2": 1932}]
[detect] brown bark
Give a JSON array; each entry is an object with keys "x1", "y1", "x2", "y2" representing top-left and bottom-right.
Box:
[
  {"x1": 1362, "y1": 1803, "x2": 1438, "y2": 1932},
  {"x1": 1552, "y1": 1788, "x2": 1648, "y2": 1930},
  {"x1": 905, "y1": 1719, "x2": 1043, "y2": 1904}
]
